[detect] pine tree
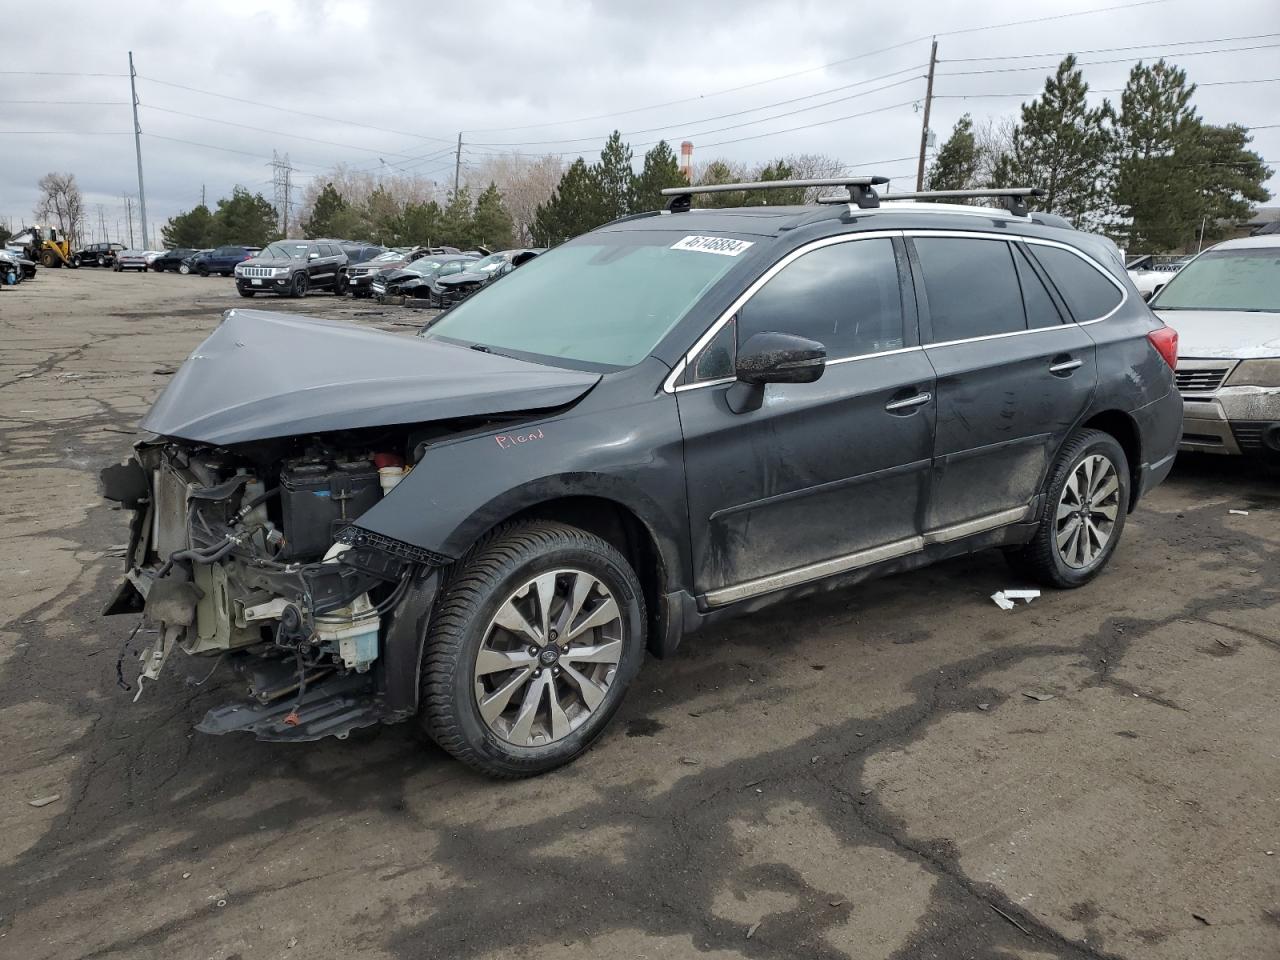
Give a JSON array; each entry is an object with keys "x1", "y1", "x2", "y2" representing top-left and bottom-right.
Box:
[
  {"x1": 744, "y1": 160, "x2": 801, "y2": 206},
  {"x1": 303, "y1": 182, "x2": 348, "y2": 238},
  {"x1": 1181, "y1": 123, "x2": 1272, "y2": 249},
  {"x1": 471, "y1": 183, "x2": 515, "y2": 248},
  {"x1": 694, "y1": 159, "x2": 745, "y2": 207},
  {"x1": 532, "y1": 158, "x2": 607, "y2": 245},
  {"x1": 364, "y1": 186, "x2": 402, "y2": 244},
  {"x1": 161, "y1": 204, "x2": 216, "y2": 248},
  {"x1": 633, "y1": 140, "x2": 688, "y2": 212},
  {"x1": 210, "y1": 188, "x2": 279, "y2": 246},
  {"x1": 1005, "y1": 56, "x2": 1112, "y2": 228},
  {"x1": 439, "y1": 187, "x2": 475, "y2": 247},
  {"x1": 594, "y1": 131, "x2": 636, "y2": 220},
  {"x1": 927, "y1": 115, "x2": 980, "y2": 195},
  {"x1": 399, "y1": 200, "x2": 442, "y2": 246}
]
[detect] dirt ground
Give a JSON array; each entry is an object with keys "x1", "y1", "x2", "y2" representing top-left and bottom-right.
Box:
[{"x1": 1, "y1": 267, "x2": 1277, "y2": 960}]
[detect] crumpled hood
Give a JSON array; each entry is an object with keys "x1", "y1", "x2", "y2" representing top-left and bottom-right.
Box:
[
  {"x1": 140, "y1": 309, "x2": 600, "y2": 445},
  {"x1": 1156, "y1": 309, "x2": 1280, "y2": 360}
]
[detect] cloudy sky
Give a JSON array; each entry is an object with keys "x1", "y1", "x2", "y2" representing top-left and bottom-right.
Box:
[{"x1": 3, "y1": 0, "x2": 1277, "y2": 244}]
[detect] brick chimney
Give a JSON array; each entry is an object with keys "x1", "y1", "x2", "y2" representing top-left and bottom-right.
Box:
[{"x1": 680, "y1": 141, "x2": 694, "y2": 182}]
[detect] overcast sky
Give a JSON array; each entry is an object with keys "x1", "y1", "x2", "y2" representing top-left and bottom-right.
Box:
[{"x1": 4, "y1": 0, "x2": 1277, "y2": 245}]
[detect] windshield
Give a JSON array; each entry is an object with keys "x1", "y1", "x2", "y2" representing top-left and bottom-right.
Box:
[
  {"x1": 1151, "y1": 247, "x2": 1280, "y2": 312},
  {"x1": 259, "y1": 242, "x2": 309, "y2": 260},
  {"x1": 423, "y1": 232, "x2": 749, "y2": 367},
  {"x1": 472, "y1": 254, "x2": 508, "y2": 273},
  {"x1": 372, "y1": 250, "x2": 403, "y2": 262},
  {"x1": 404, "y1": 258, "x2": 446, "y2": 275}
]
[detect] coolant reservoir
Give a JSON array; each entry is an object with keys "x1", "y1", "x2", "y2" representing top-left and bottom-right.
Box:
[{"x1": 378, "y1": 466, "x2": 404, "y2": 494}]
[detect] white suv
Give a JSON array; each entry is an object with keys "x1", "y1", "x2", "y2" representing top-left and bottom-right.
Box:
[{"x1": 1150, "y1": 235, "x2": 1280, "y2": 463}]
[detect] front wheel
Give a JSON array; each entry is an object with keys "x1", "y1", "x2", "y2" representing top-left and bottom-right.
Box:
[
  {"x1": 290, "y1": 272, "x2": 308, "y2": 298},
  {"x1": 237, "y1": 288, "x2": 256, "y2": 298},
  {"x1": 178, "y1": 263, "x2": 191, "y2": 275},
  {"x1": 421, "y1": 522, "x2": 647, "y2": 778},
  {"x1": 68, "y1": 255, "x2": 80, "y2": 269},
  {"x1": 1006, "y1": 429, "x2": 1130, "y2": 588}
]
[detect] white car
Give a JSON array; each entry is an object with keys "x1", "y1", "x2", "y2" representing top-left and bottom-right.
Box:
[
  {"x1": 1150, "y1": 235, "x2": 1280, "y2": 463},
  {"x1": 112, "y1": 249, "x2": 162, "y2": 272},
  {"x1": 1126, "y1": 254, "x2": 1190, "y2": 300}
]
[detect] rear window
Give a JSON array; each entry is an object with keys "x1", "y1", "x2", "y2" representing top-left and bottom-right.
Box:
[
  {"x1": 1029, "y1": 244, "x2": 1123, "y2": 320},
  {"x1": 915, "y1": 237, "x2": 1025, "y2": 342}
]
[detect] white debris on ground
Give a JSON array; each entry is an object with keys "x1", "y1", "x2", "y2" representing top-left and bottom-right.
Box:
[{"x1": 991, "y1": 589, "x2": 1041, "y2": 610}]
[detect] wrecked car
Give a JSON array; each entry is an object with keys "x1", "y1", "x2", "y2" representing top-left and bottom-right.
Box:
[
  {"x1": 104, "y1": 177, "x2": 1182, "y2": 778},
  {"x1": 1150, "y1": 234, "x2": 1280, "y2": 463},
  {"x1": 434, "y1": 249, "x2": 542, "y2": 308},
  {"x1": 370, "y1": 254, "x2": 477, "y2": 301}
]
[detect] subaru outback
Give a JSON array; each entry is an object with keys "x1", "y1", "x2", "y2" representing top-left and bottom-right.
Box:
[{"x1": 102, "y1": 178, "x2": 1182, "y2": 778}]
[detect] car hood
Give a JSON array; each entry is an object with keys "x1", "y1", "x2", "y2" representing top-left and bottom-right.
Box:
[
  {"x1": 140, "y1": 309, "x2": 601, "y2": 445},
  {"x1": 1155, "y1": 308, "x2": 1280, "y2": 360},
  {"x1": 239, "y1": 257, "x2": 297, "y2": 269},
  {"x1": 375, "y1": 268, "x2": 424, "y2": 283},
  {"x1": 439, "y1": 270, "x2": 491, "y2": 286}
]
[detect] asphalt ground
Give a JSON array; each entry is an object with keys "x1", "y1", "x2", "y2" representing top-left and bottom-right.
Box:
[{"x1": 1, "y1": 267, "x2": 1277, "y2": 960}]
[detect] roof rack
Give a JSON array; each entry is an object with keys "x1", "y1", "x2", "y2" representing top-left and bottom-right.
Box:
[
  {"x1": 661, "y1": 176, "x2": 890, "y2": 213},
  {"x1": 817, "y1": 187, "x2": 1045, "y2": 217}
]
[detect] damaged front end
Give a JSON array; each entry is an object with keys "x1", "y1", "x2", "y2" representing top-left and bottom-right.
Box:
[{"x1": 102, "y1": 437, "x2": 439, "y2": 741}]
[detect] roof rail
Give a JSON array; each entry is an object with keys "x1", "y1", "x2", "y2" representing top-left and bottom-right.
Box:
[
  {"x1": 661, "y1": 176, "x2": 890, "y2": 213},
  {"x1": 819, "y1": 187, "x2": 1045, "y2": 217}
]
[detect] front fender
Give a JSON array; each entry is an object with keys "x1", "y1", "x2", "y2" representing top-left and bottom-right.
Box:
[{"x1": 352, "y1": 381, "x2": 692, "y2": 592}]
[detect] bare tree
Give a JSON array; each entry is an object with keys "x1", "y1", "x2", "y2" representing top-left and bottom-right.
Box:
[
  {"x1": 778, "y1": 153, "x2": 848, "y2": 202},
  {"x1": 464, "y1": 152, "x2": 564, "y2": 245},
  {"x1": 973, "y1": 116, "x2": 1016, "y2": 186},
  {"x1": 35, "y1": 173, "x2": 86, "y2": 247}
]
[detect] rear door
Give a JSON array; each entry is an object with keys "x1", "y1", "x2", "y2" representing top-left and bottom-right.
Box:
[
  {"x1": 676, "y1": 233, "x2": 937, "y2": 605},
  {"x1": 909, "y1": 233, "x2": 1098, "y2": 536}
]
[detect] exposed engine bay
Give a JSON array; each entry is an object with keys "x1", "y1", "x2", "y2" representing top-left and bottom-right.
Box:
[{"x1": 101, "y1": 429, "x2": 441, "y2": 740}]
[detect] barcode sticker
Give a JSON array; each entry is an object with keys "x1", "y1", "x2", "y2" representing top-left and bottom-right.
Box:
[{"x1": 670, "y1": 235, "x2": 754, "y2": 256}]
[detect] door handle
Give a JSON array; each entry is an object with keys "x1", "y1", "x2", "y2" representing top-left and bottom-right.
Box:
[
  {"x1": 885, "y1": 391, "x2": 932, "y2": 412},
  {"x1": 1049, "y1": 358, "x2": 1083, "y2": 374}
]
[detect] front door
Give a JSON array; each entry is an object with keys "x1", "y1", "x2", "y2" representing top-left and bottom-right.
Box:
[
  {"x1": 909, "y1": 234, "x2": 1098, "y2": 535},
  {"x1": 677, "y1": 234, "x2": 936, "y2": 606}
]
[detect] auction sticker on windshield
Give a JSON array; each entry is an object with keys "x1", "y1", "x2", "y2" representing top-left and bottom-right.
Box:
[{"x1": 670, "y1": 235, "x2": 754, "y2": 256}]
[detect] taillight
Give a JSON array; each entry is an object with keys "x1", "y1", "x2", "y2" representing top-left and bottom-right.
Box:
[{"x1": 1147, "y1": 325, "x2": 1178, "y2": 370}]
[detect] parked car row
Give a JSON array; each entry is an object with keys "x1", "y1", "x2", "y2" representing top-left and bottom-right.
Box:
[{"x1": 369, "y1": 248, "x2": 542, "y2": 307}]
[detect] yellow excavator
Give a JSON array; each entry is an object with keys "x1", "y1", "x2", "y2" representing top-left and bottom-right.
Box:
[{"x1": 8, "y1": 225, "x2": 79, "y2": 268}]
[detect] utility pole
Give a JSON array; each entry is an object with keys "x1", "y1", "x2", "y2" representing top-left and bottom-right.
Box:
[
  {"x1": 201, "y1": 184, "x2": 206, "y2": 208},
  {"x1": 128, "y1": 52, "x2": 150, "y2": 249},
  {"x1": 915, "y1": 37, "x2": 938, "y2": 191},
  {"x1": 123, "y1": 195, "x2": 135, "y2": 248},
  {"x1": 270, "y1": 151, "x2": 293, "y2": 235},
  {"x1": 97, "y1": 204, "x2": 107, "y2": 244},
  {"x1": 453, "y1": 131, "x2": 463, "y2": 196}
]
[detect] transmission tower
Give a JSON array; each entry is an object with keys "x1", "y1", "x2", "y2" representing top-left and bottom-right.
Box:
[{"x1": 270, "y1": 150, "x2": 293, "y2": 236}]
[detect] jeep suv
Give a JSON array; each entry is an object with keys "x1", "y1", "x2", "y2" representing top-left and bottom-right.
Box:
[
  {"x1": 77, "y1": 242, "x2": 126, "y2": 268},
  {"x1": 102, "y1": 179, "x2": 1182, "y2": 778},
  {"x1": 235, "y1": 239, "x2": 348, "y2": 297}
]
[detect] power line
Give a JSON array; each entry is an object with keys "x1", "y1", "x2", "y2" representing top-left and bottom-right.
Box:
[
  {"x1": 699, "y1": 101, "x2": 919, "y2": 149},
  {"x1": 938, "y1": 41, "x2": 1280, "y2": 76},
  {"x1": 468, "y1": 64, "x2": 927, "y2": 147},
  {"x1": 0, "y1": 130, "x2": 131, "y2": 135},
  {"x1": 139, "y1": 104, "x2": 419, "y2": 159},
  {"x1": 461, "y1": 0, "x2": 1171, "y2": 134},
  {"x1": 941, "y1": 31, "x2": 1280, "y2": 62},
  {"x1": 0, "y1": 99, "x2": 129, "y2": 105},
  {"x1": 934, "y1": 75, "x2": 1280, "y2": 100},
  {"x1": 0, "y1": 70, "x2": 126, "y2": 77},
  {"x1": 136, "y1": 75, "x2": 456, "y2": 145}
]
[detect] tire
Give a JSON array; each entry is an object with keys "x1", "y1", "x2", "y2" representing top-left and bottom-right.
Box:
[
  {"x1": 152, "y1": 263, "x2": 164, "y2": 272},
  {"x1": 237, "y1": 288, "x2": 256, "y2": 298},
  {"x1": 332, "y1": 274, "x2": 348, "y2": 296},
  {"x1": 68, "y1": 255, "x2": 80, "y2": 269},
  {"x1": 179, "y1": 263, "x2": 191, "y2": 275},
  {"x1": 1006, "y1": 429, "x2": 1130, "y2": 589},
  {"x1": 290, "y1": 272, "x2": 308, "y2": 298},
  {"x1": 40, "y1": 251, "x2": 56, "y2": 269},
  {"x1": 421, "y1": 521, "x2": 647, "y2": 778},
  {"x1": 197, "y1": 264, "x2": 209, "y2": 277}
]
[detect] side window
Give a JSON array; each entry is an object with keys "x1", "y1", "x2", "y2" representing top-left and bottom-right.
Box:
[
  {"x1": 1028, "y1": 244, "x2": 1123, "y2": 321},
  {"x1": 736, "y1": 238, "x2": 904, "y2": 361},
  {"x1": 692, "y1": 317, "x2": 737, "y2": 382},
  {"x1": 1013, "y1": 244, "x2": 1065, "y2": 329},
  {"x1": 914, "y1": 237, "x2": 1024, "y2": 342}
]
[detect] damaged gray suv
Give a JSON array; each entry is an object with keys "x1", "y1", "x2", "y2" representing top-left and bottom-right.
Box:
[{"x1": 103, "y1": 178, "x2": 1183, "y2": 778}]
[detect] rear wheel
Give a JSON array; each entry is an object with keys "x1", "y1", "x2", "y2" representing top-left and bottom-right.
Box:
[
  {"x1": 421, "y1": 521, "x2": 646, "y2": 778},
  {"x1": 197, "y1": 264, "x2": 209, "y2": 277},
  {"x1": 332, "y1": 273, "x2": 348, "y2": 296},
  {"x1": 1006, "y1": 429, "x2": 1129, "y2": 588}
]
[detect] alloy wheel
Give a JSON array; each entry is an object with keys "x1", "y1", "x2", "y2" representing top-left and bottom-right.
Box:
[
  {"x1": 473, "y1": 569, "x2": 624, "y2": 747},
  {"x1": 1055, "y1": 453, "x2": 1120, "y2": 569}
]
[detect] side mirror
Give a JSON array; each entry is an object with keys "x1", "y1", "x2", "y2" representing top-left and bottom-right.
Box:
[{"x1": 726, "y1": 332, "x2": 826, "y2": 414}]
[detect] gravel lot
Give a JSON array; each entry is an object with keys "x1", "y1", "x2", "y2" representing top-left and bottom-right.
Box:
[{"x1": 2, "y1": 268, "x2": 1278, "y2": 960}]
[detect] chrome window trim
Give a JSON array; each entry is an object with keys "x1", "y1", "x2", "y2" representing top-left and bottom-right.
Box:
[
  {"x1": 662, "y1": 227, "x2": 1128, "y2": 394},
  {"x1": 662, "y1": 229, "x2": 904, "y2": 394}
]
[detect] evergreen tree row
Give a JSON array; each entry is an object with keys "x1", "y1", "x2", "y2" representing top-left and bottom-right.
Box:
[{"x1": 926, "y1": 56, "x2": 1272, "y2": 252}]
